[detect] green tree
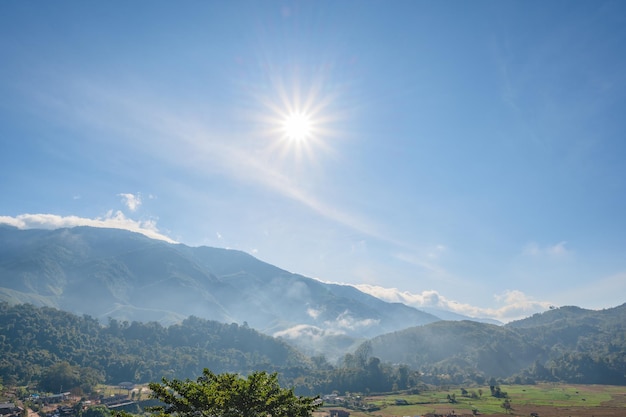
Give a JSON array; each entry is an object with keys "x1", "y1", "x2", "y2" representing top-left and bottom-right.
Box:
[
  {"x1": 147, "y1": 369, "x2": 320, "y2": 417},
  {"x1": 79, "y1": 367, "x2": 105, "y2": 393},
  {"x1": 396, "y1": 365, "x2": 410, "y2": 390},
  {"x1": 354, "y1": 341, "x2": 372, "y2": 368},
  {"x1": 83, "y1": 405, "x2": 112, "y2": 417},
  {"x1": 40, "y1": 362, "x2": 80, "y2": 393}
]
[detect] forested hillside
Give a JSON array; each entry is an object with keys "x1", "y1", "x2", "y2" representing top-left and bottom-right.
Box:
[
  {"x1": 0, "y1": 303, "x2": 423, "y2": 396},
  {"x1": 361, "y1": 304, "x2": 626, "y2": 386},
  {"x1": 365, "y1": 320, "x2": 541, "y2": 380},
  {"x1": 509, "y1": 304, "x2": 626, "y2": 384},
  {"x1": 0, "y1": 302, "x2": 307, "y2": 390},
  {"x1": 2, "y1": 302, "x2": 626, "y2": 398}
]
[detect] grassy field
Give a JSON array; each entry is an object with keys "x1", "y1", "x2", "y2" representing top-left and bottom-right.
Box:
[
  {"x1": 94, "y1": 383, "x2": 150, "y2": 399},
  {"x1": 315, "y1": 383, "x2": 626, "y2": 417}
]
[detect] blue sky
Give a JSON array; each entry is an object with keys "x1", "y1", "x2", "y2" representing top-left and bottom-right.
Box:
[{"x1": 1, "y1": 1, "x2": 625, "y2": 321}]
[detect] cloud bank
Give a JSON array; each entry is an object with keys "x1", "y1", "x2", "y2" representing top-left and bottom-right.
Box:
[
  {"x1": 352, "y1": 284, "x2": 551, "y2": 322},
  {"x1": 0, "y1": 212, "x2": 176, "y2": 243}
]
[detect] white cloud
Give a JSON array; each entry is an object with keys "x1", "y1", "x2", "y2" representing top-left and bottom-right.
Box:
[
  {"x1": 352, "y1": 283, "x2": 551, "y2": 322},
  {"x1": 490, "y1": 290, "x2": 553, "y2": 320},
  {"x1": 118, "y1": 193, "x2": 142, "y2": 211},
  {"x1": 523, "y1": 241, "x2": 570, "y2": 258},
  {"x1": 324, "y1": 310, "x2": 379, "y2": 332},
  {"x1": 0, "y1": 212, "x2": 176, "y2": 243},
  {"x1": 273, "y1": 324, "x2": 343, "y2": 340},
  {"x1": 307, "y1": 307, "x2": 322, "y2": 319}
]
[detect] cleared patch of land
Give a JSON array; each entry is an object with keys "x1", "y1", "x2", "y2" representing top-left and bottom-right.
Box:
[{"x1": 316, "y1": 384, "x2": 626, "y2": 417}]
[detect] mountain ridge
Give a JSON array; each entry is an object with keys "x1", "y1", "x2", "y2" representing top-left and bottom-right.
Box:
[
  {"x1": 1, "y1": 225, "x2": 624, "y2": 386},
  {"x1": 355, "y1": 302, "x2": 626, "y2": 385},
  {"x1": 0, "y1": 225, "x2": 440, "y2": 357}
]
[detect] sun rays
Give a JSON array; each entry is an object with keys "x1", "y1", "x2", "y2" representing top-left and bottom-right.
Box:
[
  {"x1": 282, "y1": 112, "x2": 312, "y2": 142},
  {"x1": 247, "y1": 66, "x2": 343, "y2": 166}
]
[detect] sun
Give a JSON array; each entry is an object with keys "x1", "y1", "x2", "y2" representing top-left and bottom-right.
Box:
[
  {"x1": 249, "y1": 69, "x2": 343, "y2": 163},
  {"x1": 282, "y1": 112, "x2": 312, "y2": 141}
]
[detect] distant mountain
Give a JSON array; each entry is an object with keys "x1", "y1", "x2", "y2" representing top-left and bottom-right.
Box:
[
  {"x1": 357, "y1": 303, "x2": 626, "y2": 385},
  {"x1": 419, "y1": 307, "x2": 502, "y2": 325},
  {"x1": 0, "y1": 225, "x2": 439, "y2": 358},
  {"x1": 507, "y1": 304, "x2": 626, "y2": 329},
  {"x1": 2, "y1": 226, "x2": 624, "y2": 387}
]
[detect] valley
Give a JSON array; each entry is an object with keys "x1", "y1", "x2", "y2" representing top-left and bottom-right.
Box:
[
  {"x1": 316, "y1": 384, "x2": 626, "y2": 417},
  {"x1": 0, "y1": 226, "x2": 624, "y2": 410}
]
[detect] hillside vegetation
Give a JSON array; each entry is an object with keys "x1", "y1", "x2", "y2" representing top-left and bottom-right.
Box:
[
  {"x1": 363, "y1": 303, "x2": 626, "y2": 386},
  {"x1": 1, "y1": 301, "x2": 625, "y2": 399},
  {"x1": 0, "y1": 303, "x2": 424, "y2": 396},
  {"x1": 1, "y1": 226, "x2": 625, "y2": 394},
  {"x1": 0, "y1": 302, "x2": 307, "y2": 389}
]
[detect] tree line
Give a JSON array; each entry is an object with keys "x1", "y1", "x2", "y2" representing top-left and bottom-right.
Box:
[
  {"x1": 0, "y1": 303, "x2": 421, "y2": 396},
  {"x1": 0, "y1": 303, "x2": 306, "y2": 393},
  {"x1": 1, "y1": 302, "x2": 625, "y2": 399}
]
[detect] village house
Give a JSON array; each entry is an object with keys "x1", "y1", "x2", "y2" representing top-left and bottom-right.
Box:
[
  {"x1": 0, "y1": 403, "x2": 22, "y2": 417},
  {"x1": 329, "y1": 409, "x2": 350, "y2": 417}
]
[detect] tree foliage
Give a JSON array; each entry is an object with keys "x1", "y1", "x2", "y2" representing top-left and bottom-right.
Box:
[
  {"x1": 355, "y1": 305, "x2": 626, "y2": 386},
  {"x1": 2, "y1": 302, "x2": 626, "y2": 395},
  {"x1": 82, "y1": 406, "x2": 112, "y2": 417},
  {"x1": 0, "y1": 303, "x2": 306, "y2": 389},
  {"x1": 148, "y1": 369, "x2": 320, "y2": 417},
  {"x1": 39, "y1": 361, "x2": 80, "y2": 393}
]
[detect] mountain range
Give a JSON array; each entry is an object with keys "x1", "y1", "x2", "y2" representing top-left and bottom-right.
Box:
[
  {"x1": 1, "y1": 225, "x2": 625, "y2": 386},
  {"x1": 0, "y1": 225, "x2": 445, "y2": 357}
]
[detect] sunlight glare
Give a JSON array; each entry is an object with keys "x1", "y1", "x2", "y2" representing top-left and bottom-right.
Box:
[
  {"x1": 282, "y1": 112, "x2": 312, "y2": 141},
  {"x1": 249, "y1": 68, "x2": 345, "y2": 166}
]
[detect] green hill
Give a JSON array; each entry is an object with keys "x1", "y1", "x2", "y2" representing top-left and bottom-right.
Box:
[
  {"x1": 359, "y1": 305, "x2": 626, "y2": 385},
  {"x1": 0, "y1": 302, "x2": 308, "y2": 388}
]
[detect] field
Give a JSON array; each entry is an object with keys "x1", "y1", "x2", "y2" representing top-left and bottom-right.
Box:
[{"x1": 315, "y1": 384, "x2": 626, "y2": 417}]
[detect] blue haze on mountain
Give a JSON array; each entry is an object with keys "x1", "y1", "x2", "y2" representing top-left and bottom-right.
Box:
[{"x1": 0, "y1": 225, "x2": 450, "y2": 356}]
